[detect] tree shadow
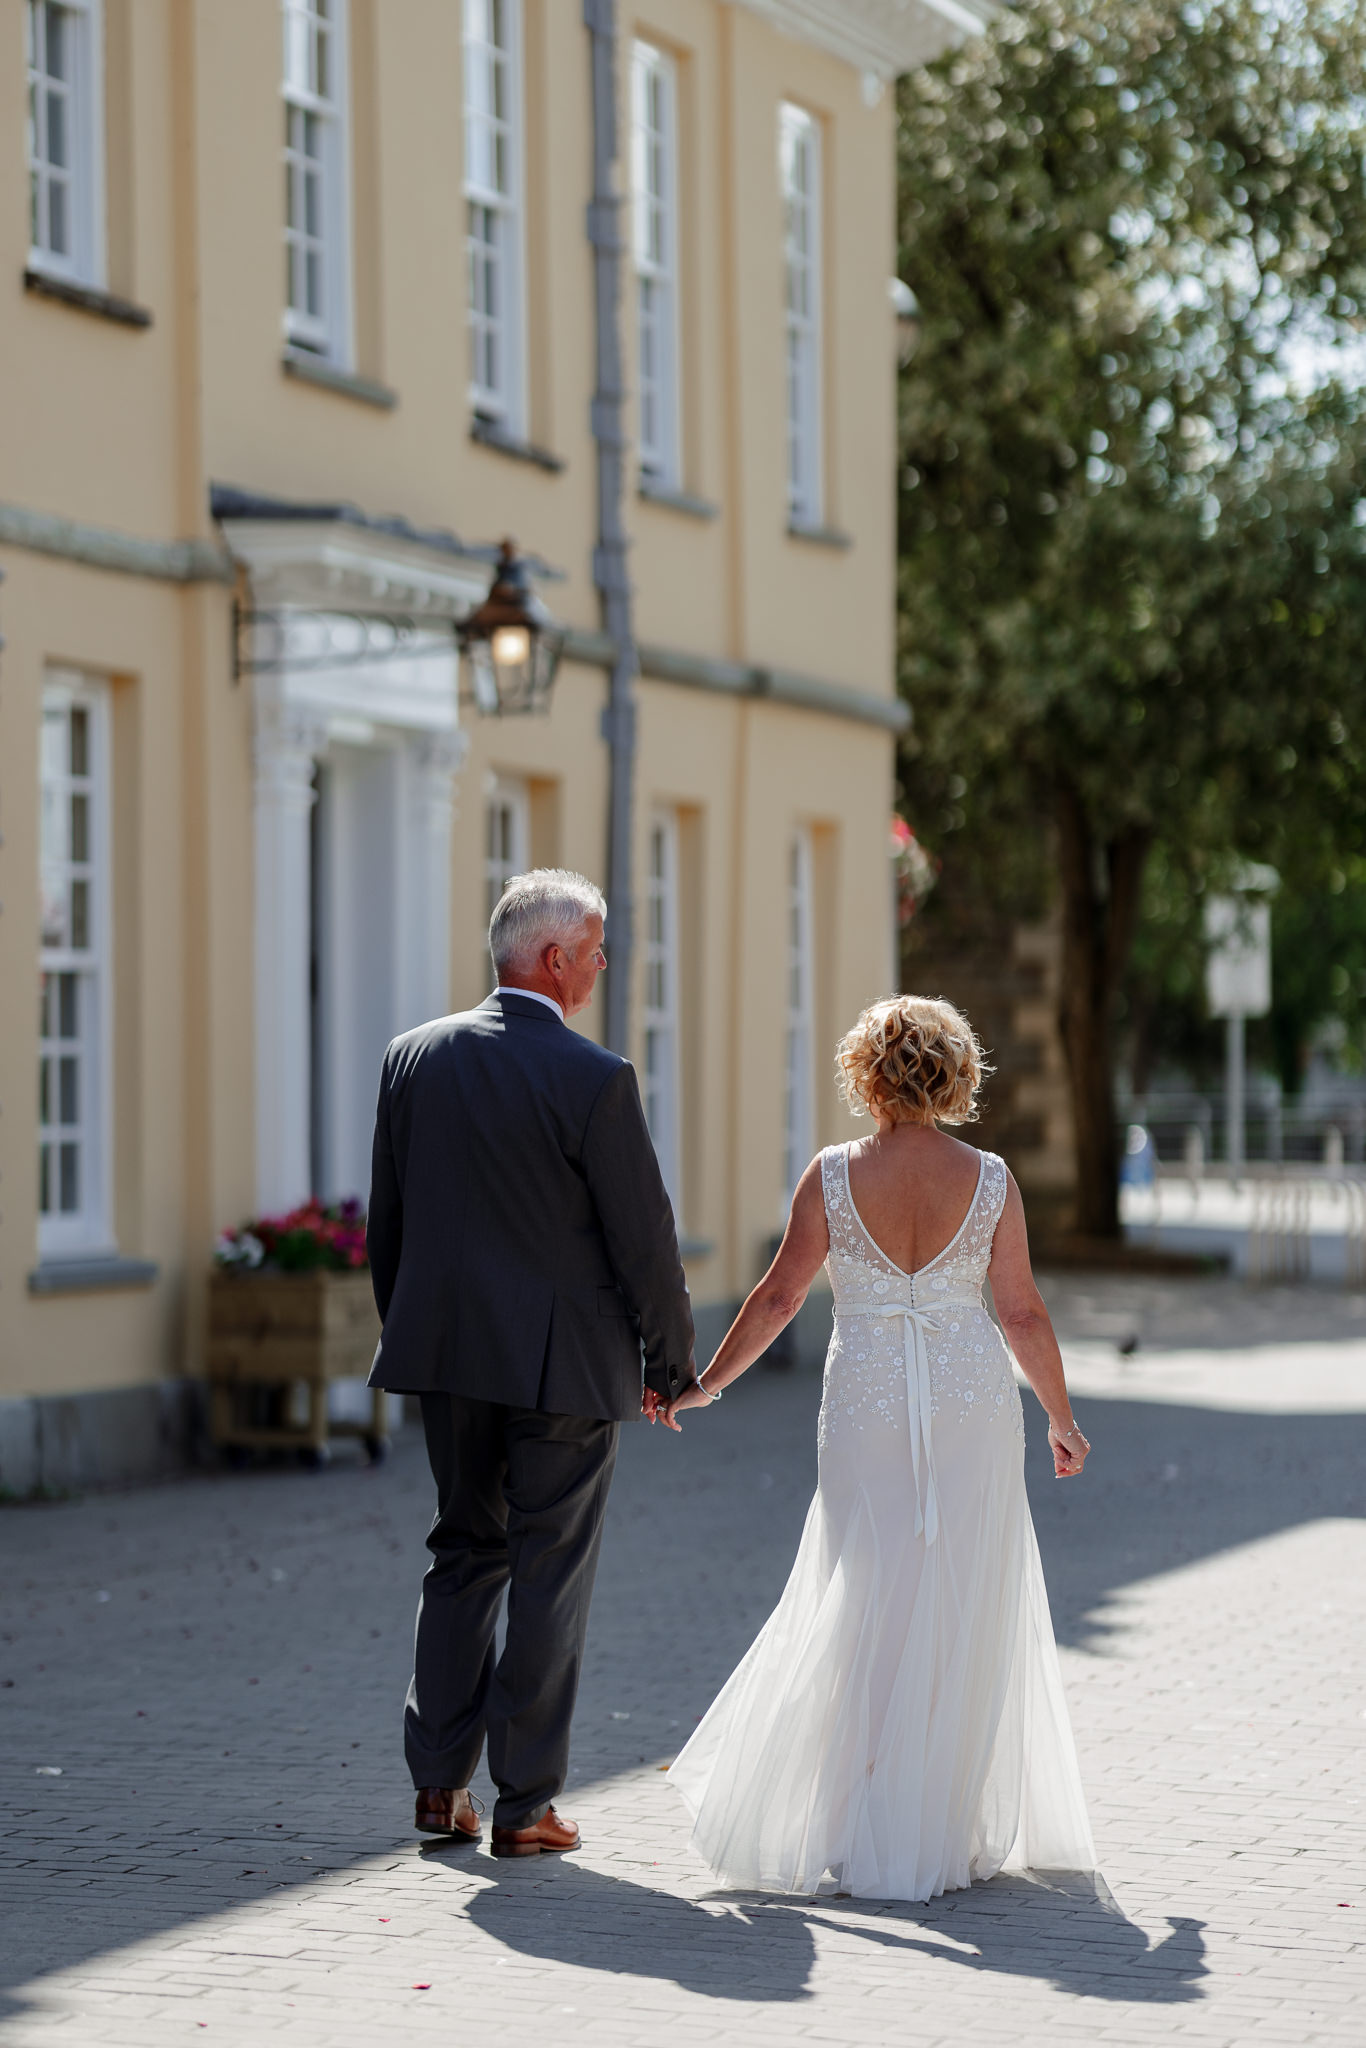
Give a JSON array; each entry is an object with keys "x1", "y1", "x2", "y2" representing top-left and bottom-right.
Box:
[
  {"x1": 425, "y1": 1848, "x2": 1205, "y2": 2006},
  {"x1": 1020, "y1": 1398, "x2": 1366, "y2": 1651}
]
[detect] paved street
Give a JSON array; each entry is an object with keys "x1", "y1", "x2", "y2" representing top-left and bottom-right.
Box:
[{"x1": 3, "y1": 1272, "x2": 1366, "y2": 2047}]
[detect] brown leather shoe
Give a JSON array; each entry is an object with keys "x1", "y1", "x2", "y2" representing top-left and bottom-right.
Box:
[
  {"x1": 414, "y1": 1787, "x2": 483, "y2": 1840},
  {"x1": 490, "y1": 1806, "x2": 581, "y2": 1858}
]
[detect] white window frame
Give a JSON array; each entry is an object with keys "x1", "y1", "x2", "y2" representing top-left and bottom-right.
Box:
[
  {"x1": 38, "y1": 673, "x2": 114, "y2": 1259},
  {"x1": 484, "y1": 773, "x2": 529, "y2": 932},
  {"x1": 783, "y1": 826, "x2": 816, "y2": 1207},
  {"x1": 642, "y1": 808, "x2": 682, "y2": 1214},
  {"x1": 463, "y1": 0, "x2": 526, "y2": 434},
  {"x1": 26, "y1": 0, "x2": 106, "y2": 287},
  {"x1": 631, "y1": 40, "x2": 681, "y2": 489},
  {"x1": 282, "y1": 0, "x2": 353, "y2": 364},
  {"x1": 780, "y1": 101, "x2": 823, "y2": 528}
]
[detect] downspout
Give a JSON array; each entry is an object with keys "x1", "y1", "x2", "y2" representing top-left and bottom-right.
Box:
[{"x1": 584, "y1": 0, "x2": 637, "y2": 1056}]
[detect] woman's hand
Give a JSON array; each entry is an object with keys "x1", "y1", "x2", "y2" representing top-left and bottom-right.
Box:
[
  {"x1": 660, "y1": 1381, "x2": 717, "y2": 1432},
  {"x1": 1048, "y1": 1418, "x2": 1090, "y2": 1478}
]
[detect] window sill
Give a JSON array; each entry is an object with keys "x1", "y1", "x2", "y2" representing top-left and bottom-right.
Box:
[
  {"x1": 638, "y1": 480, "x2": 719, "y2": 521},
  {"x1": 29, "y1": 1255, "x2": 160, "y2": 1297},
  {"x1": 282, "y1": 351, "x2": 398, "y2": 410},
  {"x1": 470, "y1": 419, "x2": 566, "y2": 473},
  {"x1": 678, "y1": 1236, "x2": 717, "y2": 1261},
  {"x1": 24, "y1": 268, "x2": 152, "y2": 329},
  {"x1": 786, "y1": 521, "x2": 852, "y2": 550}
]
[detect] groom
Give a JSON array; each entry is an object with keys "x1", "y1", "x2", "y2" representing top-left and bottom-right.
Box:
[{"x1": 366, "y1": 868, "x2": 696, "y2": 1855}]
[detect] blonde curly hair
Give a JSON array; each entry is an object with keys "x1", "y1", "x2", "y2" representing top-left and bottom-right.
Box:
[{"x1": 836, "y1": 994, "x2": 990, "y2": 1128}]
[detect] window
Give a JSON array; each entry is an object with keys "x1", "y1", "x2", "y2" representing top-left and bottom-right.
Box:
[
  {"x1": 26, "y1": 0, "x2": 104, "y2": 285},
  {"x1": 779, "y1": 102, "x2": 823, "y2": 527},
  {"x1": 38, "y1": 676, "x2": 112, "y2": 1256},
  {"x1": 282, "y1": 0, "x2": 351, "y2": 361},
  {"x1": 484, "y1": 775, "x2": 529, "y2": 929},
  {"x1": 643, "y1": 810, "x2": 682, "y2": 1211},
  {"x1": 464, "y1": 0, "x2": 524, "y2": 431},
  {"x1": 631, "y1": 41, "x2": 680, "y2": 487},
  {"x1": 783, "y1": 827, "x2": 815, "y2": 1206}
]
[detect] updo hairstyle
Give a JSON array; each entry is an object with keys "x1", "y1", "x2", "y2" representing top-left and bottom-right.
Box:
[{"x1": 836, "y1": 995, "x2": 990, "y2": 1128}]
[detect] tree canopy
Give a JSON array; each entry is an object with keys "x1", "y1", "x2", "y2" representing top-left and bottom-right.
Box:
[{"x1": 896, "y1": 0, "x2": 1366, "y2": 1228}]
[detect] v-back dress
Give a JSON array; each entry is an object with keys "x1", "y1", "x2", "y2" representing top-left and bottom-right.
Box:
[{"x1": 669, "y1": 1144, "x2": 1097, "y2": 1900}]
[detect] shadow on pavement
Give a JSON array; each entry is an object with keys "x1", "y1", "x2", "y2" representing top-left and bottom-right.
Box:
[
  {"x1": 1022, "y1": 1397, "x2": 1366, "y2": 1650},
  {"x1": 809, "y1": 1885, "x2": 1207, "y2": 2004},
  {"x1": 430, "y1": 1848, "x2": 1205, "y2": 2007},
  {"x1": 449, "y1": 1854, "x2": 817, "y2": 2002}
]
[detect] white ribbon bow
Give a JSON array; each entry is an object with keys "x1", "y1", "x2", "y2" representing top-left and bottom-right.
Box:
[{"x1": 840, "y1": 1293, "x2": 977, "y2": 1547}]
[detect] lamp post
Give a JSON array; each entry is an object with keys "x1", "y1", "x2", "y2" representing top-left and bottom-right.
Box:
[{"x1": 458, "y1": 538, "x2": 565, "y2": 718}]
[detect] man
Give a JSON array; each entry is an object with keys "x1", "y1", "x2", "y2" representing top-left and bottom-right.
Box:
[{"x1": 366, "y1": 869, "x2": 696, "y2": 1856}]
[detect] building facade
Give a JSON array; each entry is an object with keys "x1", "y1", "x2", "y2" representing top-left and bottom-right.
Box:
[{"x1": 0, "y1": 0, "x2": 978, "y2": 1488}]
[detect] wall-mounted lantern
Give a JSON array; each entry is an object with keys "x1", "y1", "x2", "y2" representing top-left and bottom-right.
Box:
[{"x1": 459, "y1": 538, "x2": 565, "y2": 716}]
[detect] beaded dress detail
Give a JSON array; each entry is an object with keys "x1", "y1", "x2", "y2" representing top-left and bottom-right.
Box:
[{"x1": 671, "y1": 1143, "x2": 1097, "y2": 1902}]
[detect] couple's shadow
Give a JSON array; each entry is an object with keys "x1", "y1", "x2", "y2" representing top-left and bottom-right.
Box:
[{"x1": 421, "y1": 1843, "x2": 1207, "y2": 2005}]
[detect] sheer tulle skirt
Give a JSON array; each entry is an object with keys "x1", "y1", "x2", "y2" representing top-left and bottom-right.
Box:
[{"x1": 669, "y1": 1387, "x2": 1096, "y2": 1901}]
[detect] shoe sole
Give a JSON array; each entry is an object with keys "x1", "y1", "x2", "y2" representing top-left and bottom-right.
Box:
[
  {"x1": 489, "y1": 1838, "x2": 579, "y2": 1858},
  {"x1": 415, "y1": 1822, "x2": 481, "y2": 1842}
]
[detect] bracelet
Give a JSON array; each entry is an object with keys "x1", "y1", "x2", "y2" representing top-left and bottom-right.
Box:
[{"x1": 695, "y1": 1368, "x2": 722, "y2": 1402}]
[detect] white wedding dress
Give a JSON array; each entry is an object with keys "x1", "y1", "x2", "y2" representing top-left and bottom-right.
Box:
[{"x1": 669, "y1": 1143, "x2": 1097, "y2": 1900}]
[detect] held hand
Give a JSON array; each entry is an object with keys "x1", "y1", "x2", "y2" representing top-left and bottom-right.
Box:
[
  {"x1": 660, "y1": 1381, "x2": 716, "y2": 1432},
  {"x1": 641, "y1": 1387, "x2": 661, "y2": 1425},
  {"x1": 1048, "y1": 1419, "x2": 1090, "y2": 1478}
]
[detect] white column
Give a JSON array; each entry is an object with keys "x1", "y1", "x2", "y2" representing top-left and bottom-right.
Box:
[
  {"x1": 398, "y1": 730, "x2": 468, "y2": 1030},
  {"x1": 254, "y1": 699, "x2": 327, "y2": 1214}
]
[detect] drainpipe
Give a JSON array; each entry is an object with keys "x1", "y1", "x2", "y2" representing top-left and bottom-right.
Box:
[{"x1": 584, "y1": 0, "x2": 637, "y2": 1056}]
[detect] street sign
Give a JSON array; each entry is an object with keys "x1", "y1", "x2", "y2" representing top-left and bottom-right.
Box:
[{"x1": 1204, "y1": 895, "x2": 1271, "y2": 1019}]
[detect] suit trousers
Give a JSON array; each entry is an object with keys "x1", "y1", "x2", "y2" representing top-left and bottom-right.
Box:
[{"x1": 405, "y1": 1393, "x2": 620, "y2": 1828}]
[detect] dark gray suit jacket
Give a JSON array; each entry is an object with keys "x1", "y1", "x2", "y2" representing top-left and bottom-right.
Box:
[{"x1": 365, "y1": 991, "x2": 695, "y2": 1420}]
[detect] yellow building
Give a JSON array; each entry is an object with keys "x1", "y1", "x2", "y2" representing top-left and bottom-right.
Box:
[{"x1": 0, "y1": 0, "x2": 980, "y2": 1489}]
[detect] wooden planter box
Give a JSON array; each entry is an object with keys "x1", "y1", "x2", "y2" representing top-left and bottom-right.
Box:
[{"x1": 207, "y1": 1268, "x2": 386, "y2": 1465}]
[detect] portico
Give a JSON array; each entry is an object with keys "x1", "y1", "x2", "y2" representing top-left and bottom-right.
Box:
[{"x1": 220, "y1": 504, "x2": 485, "y2": 1214}]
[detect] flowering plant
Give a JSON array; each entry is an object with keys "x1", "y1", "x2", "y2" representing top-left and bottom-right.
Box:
[
  {"x1": 215, "y1": 1197, "x2": 368, "y2": 1273},
  {"x1": 891, "y1": 815, "x2": 940, "y2": 928}
]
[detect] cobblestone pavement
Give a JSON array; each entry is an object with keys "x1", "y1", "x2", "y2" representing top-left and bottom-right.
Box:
[{"x1": 3, "y1": 1273, "x2": 1365, "y2": 2046}]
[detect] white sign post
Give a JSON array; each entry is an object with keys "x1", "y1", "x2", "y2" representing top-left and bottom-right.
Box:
[{"x1": 1204, "y1": 865, "x2": 1276, "y2": 1187}]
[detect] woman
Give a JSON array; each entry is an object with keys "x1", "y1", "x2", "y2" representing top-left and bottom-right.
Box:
[{"x1": 665, "y1": 995, "x2": 1097, "y2": 1901}]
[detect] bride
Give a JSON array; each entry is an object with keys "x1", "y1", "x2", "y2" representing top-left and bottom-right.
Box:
[{"x1": 663, "y1": 994, "x2": 1097, "y2": 1901}]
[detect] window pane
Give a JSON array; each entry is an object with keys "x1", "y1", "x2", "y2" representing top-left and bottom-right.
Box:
[
  {"x1": 45, "y1": 3, "x2": 66, "y2": 80},
  {"x1": 59, "y1": 1055, "x2": 78, "y2": 1125},
  {"x1": 59, "y1": 971, "x2": 78, "y2": 1038},
  {"x1": 39, "y1": 1056, "x2": 51, "y2": 1123},
  {"x1": 70, "y1": 790, "x2": 89, "y2": 864},
  {"x1": 70, "y1": 876, "x2": 90, "y2": 951},
  {"x1": 39, "y1": 1143, "x2": 52, "y2": 1215},
  {"x1": 59, "y1": 1141, "x2": 80, "y2": 1213},
  {"x1": 46, "y1": 86, "x2": 67, "y2": 167},
  {"x1": 47, "y1": 175, "x2": 68, "y2": 255},
  {"x1": 69, "y1": 705, "x2": 89, "y2": 776}
]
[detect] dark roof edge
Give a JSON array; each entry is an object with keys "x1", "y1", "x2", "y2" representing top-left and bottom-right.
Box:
[{"x1": 208, "y1": 483, "x2": 563, "y2": 581}]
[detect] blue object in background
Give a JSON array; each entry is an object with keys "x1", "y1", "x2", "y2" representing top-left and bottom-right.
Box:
[{"x1": 1120, "y1": 1123, "x2": 1157, "y2": 1188}]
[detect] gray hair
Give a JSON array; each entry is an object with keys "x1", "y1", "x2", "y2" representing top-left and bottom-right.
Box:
[{"x1": 488, "y1": 868, "x2": 607, "y2": 975}]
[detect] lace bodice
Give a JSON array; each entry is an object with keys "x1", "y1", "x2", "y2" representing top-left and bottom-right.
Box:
[{"x1": 818, "y1": 1143, "x2": 1020, "y2": 1450}]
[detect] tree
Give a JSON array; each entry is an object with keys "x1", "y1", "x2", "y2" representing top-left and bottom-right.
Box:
[{"x1": 896, "y1": 0, "x2": 1366, "y2": 1233}]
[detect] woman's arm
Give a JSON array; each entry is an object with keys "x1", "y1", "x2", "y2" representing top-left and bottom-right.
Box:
[
  {"x1": 987, "y1": 1170, "x2": 1090, "y2": 1478},
  {"x1": 660, "y1": 1157, "x2": 831, "y2": 1430}
]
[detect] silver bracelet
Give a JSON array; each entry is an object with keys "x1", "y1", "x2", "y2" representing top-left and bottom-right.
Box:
[{"x1": 696, "y1": 1368, "x2": 722, "y2": 1402}]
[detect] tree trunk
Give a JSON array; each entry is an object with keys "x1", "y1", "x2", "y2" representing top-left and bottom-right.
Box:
[{"x1": 1054, "y1": 781, "x2": 1152, "y2": 1238}]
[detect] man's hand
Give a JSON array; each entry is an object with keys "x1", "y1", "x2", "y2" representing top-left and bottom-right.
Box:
[{"x1": 641, "y1": 1386, "x2": 662, "y2": 1425}]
